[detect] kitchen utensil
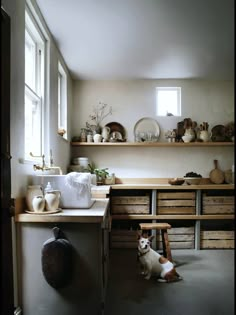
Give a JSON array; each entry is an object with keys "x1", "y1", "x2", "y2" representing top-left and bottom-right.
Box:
[
  {"x1": 184, "y1": 177, "x2": 201, "y2": 185},
  {"x1": 209, "y1": 160, "x2": 225, "y2": 184}
]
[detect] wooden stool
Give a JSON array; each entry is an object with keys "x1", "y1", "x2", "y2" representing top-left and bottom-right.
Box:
[{"x1": 139, "y1": 223, "x2": 173, "y2": 262}]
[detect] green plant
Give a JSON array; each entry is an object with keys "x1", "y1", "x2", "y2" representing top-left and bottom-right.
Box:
[{"x1": 87, "y1": 163, "x2": 109, "y2": 183}]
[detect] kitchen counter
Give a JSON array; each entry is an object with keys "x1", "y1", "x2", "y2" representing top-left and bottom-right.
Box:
[
  {"x1": 15, "y1": 199, "x2": 109, "y2": 223},
  {"x1": 111, "y1": 183, "x2": 234, "y2": 190}
]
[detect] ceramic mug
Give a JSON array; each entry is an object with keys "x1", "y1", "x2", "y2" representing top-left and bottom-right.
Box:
[{"x1": 102, "y1": 126, "x2": 110, "y2": 141}]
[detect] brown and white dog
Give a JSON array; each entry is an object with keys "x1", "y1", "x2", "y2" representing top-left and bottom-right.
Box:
[{"x1": 137, "y1": 233, "x2": 182, "y2": 283}]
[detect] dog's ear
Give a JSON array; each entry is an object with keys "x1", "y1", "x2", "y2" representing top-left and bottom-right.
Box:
[
  {"x1": 137, "y1": 230, "x2": 142, "y2": 239},
  {"x1": 148, "y1": 235, "x2": 155, "y2": 242}
]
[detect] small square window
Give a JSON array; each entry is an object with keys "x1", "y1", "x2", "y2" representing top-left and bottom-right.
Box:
[{"x1": 156, "y1": 87, "x2": 181, "y2": 116}]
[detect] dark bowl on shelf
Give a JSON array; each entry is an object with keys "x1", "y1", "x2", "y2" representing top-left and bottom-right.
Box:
[{"x1": 168, "y1": 178, "x2": 185, "y2": 185}]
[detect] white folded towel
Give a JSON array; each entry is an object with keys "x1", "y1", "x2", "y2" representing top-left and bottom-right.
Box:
[{"x1": 65, "y1": 172, "x2": 91, "y2": 196}]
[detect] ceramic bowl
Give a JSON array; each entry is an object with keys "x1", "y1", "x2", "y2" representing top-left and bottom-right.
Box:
[
  {"x1": 182, "y1": 135, "x2": 194, "y2": 143},
  {"x1": 184, "y1": 177, "x2": 201, "y2": 185}
]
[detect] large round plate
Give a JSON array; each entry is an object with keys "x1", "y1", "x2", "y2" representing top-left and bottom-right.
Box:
[
  {"x1": 105, "y1": 122, "x2": 126, "y2": 139},
  {"x1": 134, "y1": 117, "x2": 160, "y2": 142},
  {"x1": 25, "y1": 209, "x2": 62, "y2": 214}
]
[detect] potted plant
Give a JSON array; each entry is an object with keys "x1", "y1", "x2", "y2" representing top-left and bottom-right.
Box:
[{"x1": 87, "y1": 163, "x2": 109, "y2": 185}]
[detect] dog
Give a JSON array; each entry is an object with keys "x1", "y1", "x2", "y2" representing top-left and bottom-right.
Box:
[{"x1": 137, "y1": 233, "x2": 183, "y2": 283}]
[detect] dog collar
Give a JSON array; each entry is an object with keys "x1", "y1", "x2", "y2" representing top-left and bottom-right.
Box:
[{"x1": 137, "y1": 249, "x2": 150, "y2": 257}]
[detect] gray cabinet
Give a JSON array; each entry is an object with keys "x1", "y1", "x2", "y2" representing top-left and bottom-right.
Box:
[{"x1": 16, "y1": 218, "x2": 109, "y2": 315}]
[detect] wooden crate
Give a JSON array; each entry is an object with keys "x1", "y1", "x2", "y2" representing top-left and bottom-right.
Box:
[
  {"x1": 202, "y1": 194, "x2": 234, "y2": 214},
  {"x1": 110, "y1": 229, "x2": 137, "y2": 248},
  {"x1": 156, "y1": 226, "x2": 195, "y2": 249},
  {"x1": 111, "y1": 196, "x2": 150, "y2": 214},
  {"x1": 201, "y1": 230, "x2": 235, "y2": 249},
  {"x1": 157, "y1": 192, "x2": 196, "y2": 215}
]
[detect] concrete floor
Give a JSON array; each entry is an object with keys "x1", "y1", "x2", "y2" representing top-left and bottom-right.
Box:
[{"x1": 104, "y1": 249, "x2": 234, "y2": 315}]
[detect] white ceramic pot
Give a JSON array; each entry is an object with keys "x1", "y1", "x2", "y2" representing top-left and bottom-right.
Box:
[
  {"x1": 93, "y1": 133, "x2": 102, "y2": 143},
  {"x1": 102, "y1": 126, "x2": 110, "y2": 141},
  {"x1": 26, "y1": 185, "x2": 43, "y2": 211},
  {"x1": 199, "y1": 130, "x2": 209, "y2": 142},
  {"x1": 32, "y1": 195, "x2": 45, "y2": 212},
  {"x1": 45, "y1": 190, "x2": 61, "y2": 211}
]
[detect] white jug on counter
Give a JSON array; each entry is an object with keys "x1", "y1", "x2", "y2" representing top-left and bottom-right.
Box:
[
  {"x1": 32, "y1": 195, "x2": 45, "y2": 212},
  {"x1": 26, "y1": 185, "x2": 43, "y2": 211},
  {"x1": 45, "y1": 190, "x2": 61, "y2": 211}
]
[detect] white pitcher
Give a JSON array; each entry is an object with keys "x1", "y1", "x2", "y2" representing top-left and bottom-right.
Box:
[
  {"x1": 26, "y1": 185, "x2": 43, "y2": 211},
  {"x1": 32, "y1": 195, "x2": 45, "y2": 212},
  {"x1": 102, "y1": 126, "x2": 110, "y2": 141},
  {"x1": 93, "y1": 133, "x2": 102, "y2": 143},
  {"x1": 45, "y1": 190, "x2": 61, "y2": 211}
]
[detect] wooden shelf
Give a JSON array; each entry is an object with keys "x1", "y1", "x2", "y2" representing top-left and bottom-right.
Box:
[
  {"x1": 71, "y1": 141, "x2": 234, "y2": 147},
  {"x1": 112, "y1": 214, "x2": 235, "y2": 220}
]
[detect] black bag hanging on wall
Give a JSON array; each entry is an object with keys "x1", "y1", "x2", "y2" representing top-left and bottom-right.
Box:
[{"x1": 41, "y1": 227, "x2": 73, "y2": 289}]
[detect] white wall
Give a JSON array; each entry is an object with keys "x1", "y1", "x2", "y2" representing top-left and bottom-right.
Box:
[
  {"x1": 72, "y1": 79, "x2": 234, "y2": 178},
  {"x1": 2, "y1": 0, "x2": 72, "y2": 197}
]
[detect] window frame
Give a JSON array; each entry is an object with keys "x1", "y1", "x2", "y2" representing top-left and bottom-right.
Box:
[
  {"x1": 24, "y1": 4, "x2": 47, "y2": 161},
  {"x1": 156, "y1": 87, "x2": 181, "y2": 117},
  {"x1": 58, "y1": 61, "x2": 68, "y2": 140}
]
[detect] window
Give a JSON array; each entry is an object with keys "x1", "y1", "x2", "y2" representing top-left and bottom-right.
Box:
[
  {"x1": 156, "y1": 87, "x2": 181, "y2": 116},
  {"x1": 58, "y1": 61, "x2": 68, "y2": 139},
  {"x1": 24, "y1": 6, "x2": 46, "y2": 159}
]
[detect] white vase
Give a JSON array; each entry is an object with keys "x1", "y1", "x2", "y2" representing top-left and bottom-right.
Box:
[
  {"x1": 93, "y1": 133, "x2": 102, "y2": 143},
  {"x1": 26, "y1": 185, "x2": 43, "y2": 211},
  {"x1": 199, "y1": 130, "x2": 209, "y2": 142},
  {"x1": 32, "y1": 195, "x2": 45, "y2": 212},
  {"x1": 45, "y1": 190, "x2": 61, "y2": 211}
]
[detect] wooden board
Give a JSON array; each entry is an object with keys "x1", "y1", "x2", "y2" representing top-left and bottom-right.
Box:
[
  {"x1": 202, "y1": 205, "x2": 234, "y2": 214},
  {"x1": 201, "y1": 240, "x2": 234, "y2": 248},
  {"x1": 157, "y1": 241, "x2": 195, "y2": 249},
  {"x1": 112, "y1": 204, "x2": 149, "y2": 214},
  {"x1": 112, "y1": 196, "x2": 149, "y2": 204},
  {"x1": 203, "y1": 196, "x2": 234, "y2": 205},
  {"x1": 158, "y1": 207, "x2": 195, "y2": 215},
  {"x1": 158, "y1": 192, "x2": 195, "y2": 199},
  {"x1": 201, "y1": 230, "x2": 234, "y2": 239},
  {"x1": 111, "y1": 196, "x2": 150, "y2": 214}
]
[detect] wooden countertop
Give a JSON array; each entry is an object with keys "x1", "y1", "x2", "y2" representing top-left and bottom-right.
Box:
[
  {"x1": 111, "y1": 183, "x2": 234, "y2": 190},
  {"x1": 15, "y1": 199, "x2": 109, "y2": 223}
]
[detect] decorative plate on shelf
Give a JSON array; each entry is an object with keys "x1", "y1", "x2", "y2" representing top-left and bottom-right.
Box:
[
  {"x1": 105, "y1": 122, "x2": 126, "y2": 139},
  {"x1": 134, "y1": 117, "x2": 160, "y2": 142}
]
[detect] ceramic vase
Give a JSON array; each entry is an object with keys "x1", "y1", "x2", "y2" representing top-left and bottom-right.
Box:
[
  {"x1": 32, "y1": 195, "x2": 45, "y2": 212},
  {"x1": 45, "y1": 190, "x2": 61, "y2": 211},
  {"x1": 26, "y1": 185, "x2": 43, "y2": 211}
]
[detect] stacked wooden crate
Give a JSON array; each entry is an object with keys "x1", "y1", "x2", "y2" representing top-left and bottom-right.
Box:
[
  {"x1": 157, "y1": 191, "x2": 196, "y2": 215},
  {"x1": 201, "y1": 192, "x2": 234, "y2": 248},
  {"x1": 110, "y1": 191, "x2": 151, "y2": 248},
  {"x1": 156, "y1": 226, "x2": 195, "y2": 249},
  {"x1": 111, "y1": 195, "x2": 150, "y2": 214}
]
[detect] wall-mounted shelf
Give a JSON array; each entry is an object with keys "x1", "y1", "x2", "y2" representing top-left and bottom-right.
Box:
[{"x1": 71, "y1": 141, "x2": 234, "y2": 147}]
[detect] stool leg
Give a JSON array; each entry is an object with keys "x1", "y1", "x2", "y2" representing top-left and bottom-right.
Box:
[{"x1": 161, "y1": 229, "x2": 173, "y2": 262}]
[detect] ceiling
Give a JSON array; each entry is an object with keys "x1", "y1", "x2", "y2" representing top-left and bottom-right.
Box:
[{"x1": 36, "y1": 0, "x2": 234, "y2": 80}]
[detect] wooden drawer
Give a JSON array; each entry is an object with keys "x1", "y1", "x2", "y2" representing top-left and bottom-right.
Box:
[
  {"x1": 202, "y1": 194, "x2": 234, "y2": 214},
  {"x1": 201, "y1": 230, "x2": 234, "y2": 249},
  {"x1": 111, "y1": 196, "x2": 150, "y2": 214},
  {"x1": 156, "y1": 226, "x2": 195, "y2": 249},
  {"x1": 157, "y1": 191, "x2": 196, "y2": 215}
]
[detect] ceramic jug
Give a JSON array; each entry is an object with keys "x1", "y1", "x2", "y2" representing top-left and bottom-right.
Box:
[
  {"x1": 101, "y1": 126, "x2": 110, "y2": 141},
  {"x1": 199, "y1": 130, "x2": 209, "y2": 142},
  {"x1": 32, "y1": 195, "x2": 45, "y2": 212},
  {"x1": 93, "y1": 133, "x2": 102, "y2": 143},
  {"x1": 26, "y1": 185, "x2": 43, "y2": 211},
  {"x1": 45, "y1": 190, "x2": 61, "y2": 211}
]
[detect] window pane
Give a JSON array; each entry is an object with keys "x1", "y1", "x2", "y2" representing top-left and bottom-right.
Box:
[
  {"x1": 25, "y1": 89, "x2": 42, "y2": 158},
  {"x1": 25, "y1": 30, "x2": 36, "y2": 90},
  {"x1": 156, "y1": 87, "x2": 181, "y2": 116}
]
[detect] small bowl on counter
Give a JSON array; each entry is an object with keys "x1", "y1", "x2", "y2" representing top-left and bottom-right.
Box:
[
  {"x1": 168, "y1": 178, "x2": 185, "y2": 185},
  {"x1": 184, "y1": 177, "x2": 201, "y2": 185}
]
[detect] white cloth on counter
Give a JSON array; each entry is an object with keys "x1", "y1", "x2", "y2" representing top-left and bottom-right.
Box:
[{"x1": 65, "y1": 172, "x2": 91, "y2": 195}]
